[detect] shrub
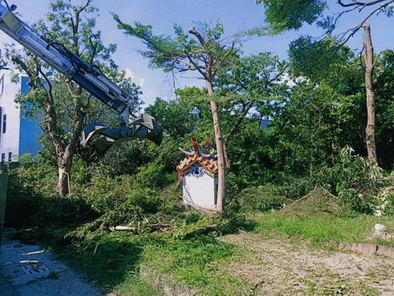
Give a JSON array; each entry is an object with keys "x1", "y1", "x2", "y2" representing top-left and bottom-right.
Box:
[
  {"x1": 235, "y1": 185, "x2": 289, "y2": 213},
  {"x1": 313, "y1": 146, "x2": 388, "y2": 214},
  {"x1": 374, "y1": 185, "x2": 394, "y2": 216},
  {"x1": 5, "y1": 163, "x2": 56, "y2": 227}
]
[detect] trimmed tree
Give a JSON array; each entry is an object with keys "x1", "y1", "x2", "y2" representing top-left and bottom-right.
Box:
[
  {"x1": 112, "y1": 18, "x2": 240, "y2": 211},
  {"x1": 6, "y1": 0, "x2": 142, "y2": 196},
  {"x1": 256, "y1": 0, "x2": 393, "y2": 164}
]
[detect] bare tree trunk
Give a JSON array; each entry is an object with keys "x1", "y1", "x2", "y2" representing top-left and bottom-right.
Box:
[
  {"x1": 206, "y1": 80, "x2": 226, "y2": 212},
  {"x1": 56, "y1": 152, "x2": 73, "y2": 197},
  {"x1": 363, "y1": 23, "x2": 378, "y2": 164}
]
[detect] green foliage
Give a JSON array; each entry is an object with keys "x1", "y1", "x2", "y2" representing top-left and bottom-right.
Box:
[
  {"x1": 5, "y1": 162, "x2": 56, "y2": 227},
  {"x1": 235, "y1": 185, "x2": 289, "y2": 213},
  {"x1": 256, "y1": 0, "x2": 394, "y2": 34},
  {"x1": 375, "y1": 185, "x2": 394, "y2": 216},
  {"x1": 313, "y1": 147, "x2": 387, "y2": 213},
  {"x1": 289, "y1": 36, "x2": 353, "y2": 82},
  {"x1": 134, "y1": 162, "x2": 177, "y2": 190},
  {"x1": 145, "y1": 98, "x2": 197, "y2": 139},
  {"x1": 112, "y1": 16, "x2": 185, "y2": 71},
  {"x1": 373, "y1": 51, "x2": 394, "y2": 168},
  {"x1": 257, "y1": 0, "x2": 327, "y2": 32}
]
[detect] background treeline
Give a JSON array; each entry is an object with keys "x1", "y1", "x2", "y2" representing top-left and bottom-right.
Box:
[{"x1": 5, "y1": 47, "x2": 394, "y2": 232}]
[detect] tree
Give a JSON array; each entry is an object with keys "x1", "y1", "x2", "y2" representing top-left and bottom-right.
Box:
[
  {"x1": 372, "y1": 51, "x2": 394, "y2": 168},
  {"x1": 6, "y1": 0, "x2": 142, "y2": 196},
  {"x1": 112, "y1": 18, "x2": 240, "y2": 212},
  {"x1": 257, "y1": 0, "x2": 394, "y2": 165},
  {"x1": 363, "y1": 24, "x2": 378, "y2": 163},
  {"x1": 145, "y1": 97, "x2": 197, "y2": 140},
  {"x1": 257, "y1": 0, "x2": 394, "y2": 38}
]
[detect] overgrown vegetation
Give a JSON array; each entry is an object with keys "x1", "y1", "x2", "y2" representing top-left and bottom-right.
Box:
[
  {"x1": 2, "y1": 0, "x2": 394, "y2": 294},
  {"x1": 4, "y1": 142, "x2": 394, "y2": 294}
]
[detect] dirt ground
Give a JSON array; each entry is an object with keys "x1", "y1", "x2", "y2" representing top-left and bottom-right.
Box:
[{"x1": 219, "y1": 233, "x2": 394, "y2": 296}]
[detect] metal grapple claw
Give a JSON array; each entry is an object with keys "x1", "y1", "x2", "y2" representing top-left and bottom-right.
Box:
[{"x1": 81, "y1": 113, "x2": 162, "y2": 154}]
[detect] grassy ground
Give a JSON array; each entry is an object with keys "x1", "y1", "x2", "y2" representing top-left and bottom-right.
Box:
[
  {"x1": 42, "y1": 186, "x2": 394, "y2": 295},
  {"x1": 52, "y1": 209, "x2": 394, "y2": 296},
  {"x1": 254, "y1": 212, "x2": 394, "y2": 247}
]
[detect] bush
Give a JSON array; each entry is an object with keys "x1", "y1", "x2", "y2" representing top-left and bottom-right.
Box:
[
  {"x1": 234, "y1": 185, "x2": 289, "y2": 213},
  {"x1": 5, "y1": 163, "x2": 56, "y2": 227},
  {"x1": 134, "y1": 161, "x2": 178, "y2": 189},
  {"x1": 374, "y1": 185, "x2": 394, "y2": 216},
  {"x1": 313, "y1": 146, "x2": 388, "y2": 214}
]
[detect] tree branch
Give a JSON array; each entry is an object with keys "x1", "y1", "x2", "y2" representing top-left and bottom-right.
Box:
[
  {"x1": 337, "y1": 0, "x2": 386, "y2": 7},
  {"x1": 212, "y1": 41, "x2": 235, "y2": 77},
  {"x1": 11, "y1": 55, "x2": 37, "y2": 88},
  {"x1": 37, "y1": 63, "x2": 66, "y2": 151},
  {"x1": 183, "y1": 49, "x2": 208, "y2": 79},
  {"x1": 188, "y1": 27, "x2": 205, "y2": 45},
  {"x1": 338, "y1": 1, "x2": 393, "y2": 45}
]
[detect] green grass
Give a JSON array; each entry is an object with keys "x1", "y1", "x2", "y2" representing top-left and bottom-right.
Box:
[
  {"x1": 54, "y1": 220, "x2": 249, "y2": 295},
  {"x1": 140, "y1": 237, "x2": 249, "y2": 295},
  {"x1": 42, "y1": 210, "x2": 394, "y2": 295},
  {"x1": 254, "y1": 212, "x2": 394, "y2": 247}
]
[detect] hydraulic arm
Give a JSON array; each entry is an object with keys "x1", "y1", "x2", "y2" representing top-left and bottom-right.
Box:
[{"x1": 0, "y1": 1, "x2": 162, "y2": 153}]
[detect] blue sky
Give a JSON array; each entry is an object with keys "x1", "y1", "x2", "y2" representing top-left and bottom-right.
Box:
[{"x1": 1, "y1": 0, "x2": 394, "y2": 107}]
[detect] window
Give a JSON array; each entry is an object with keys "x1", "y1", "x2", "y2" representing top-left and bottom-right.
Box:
[
  {"x1": 8, "y1": 152, "x2": 12, "y2": 162},
  {"x1": 1, "y1": 153, "x2": 4, "y2": 162},
  {"x1": 0, "y1": 107, "x2": 2, "y2": 136},
  {"x1": 2, "y1": 114, "x2": 6, "y2": 133}
]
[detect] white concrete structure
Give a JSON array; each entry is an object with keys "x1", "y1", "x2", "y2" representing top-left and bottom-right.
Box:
[
  {"x1": 177, "y1": 137, "x2": 218, "y2": 210},
  {"x1": 182, "y1": 164, "x2": 218, "y2": 210}
]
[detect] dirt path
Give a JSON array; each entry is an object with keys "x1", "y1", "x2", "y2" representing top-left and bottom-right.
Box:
[{"x1": 219, "y1": 233, "x2": 394, "y2": 296}]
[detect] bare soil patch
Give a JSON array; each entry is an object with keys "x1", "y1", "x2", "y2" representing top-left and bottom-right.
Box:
[{"x1": 219, "y1": 233, "x2": 394, "y2": 295}]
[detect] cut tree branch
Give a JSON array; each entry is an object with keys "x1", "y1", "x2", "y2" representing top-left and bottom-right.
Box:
[{"x1": 188, "y1": 27, "x2": 205, "y2": 45}]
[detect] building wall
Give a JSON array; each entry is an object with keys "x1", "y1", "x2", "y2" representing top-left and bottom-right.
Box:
[
  {"x1": 0, "y1": 77, "x2": 21, "y2": 162},
  {"x1": 0, "y1": 76, "x2": 40, "y2": 162},
  {"x1": 18, "y1": 77, "x2": 40, "y2": 157}
]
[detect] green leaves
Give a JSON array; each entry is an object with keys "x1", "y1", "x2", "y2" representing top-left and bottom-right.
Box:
[
  {"x1": 257, "y1": 0, "x2": 327, "y2": 32},
  {"x1": 113, "y1": 14, "x2": 185, "y2": 71},
  {"x1": 288, "y1": 35, "x2": 353, "y2": 82}
]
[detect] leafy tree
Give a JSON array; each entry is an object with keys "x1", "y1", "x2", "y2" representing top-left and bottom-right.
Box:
[
  {"x1": 215, "y1": 53, "x2": 288, "y2": 143},
  {"x1": 6, "y1": 0, "x2": 142, "y2": 196},
  {"x1": 257, "y1": 0, "x2": 394, "y2": 166},
  {"x1": 371, "y1": 51, "x2": 394, "y2": 168},
  {"x1": 257, "y1": 0, "x2": 327, "y2": 33},
  {"x1": 256, "y1": 0, "x2": 394, "y2": 38},
  {"x1": 112, "y1": 18, "x2": 240, "y2": 212},
  {"x1": 145, "y1": 97, "x2": 197, "y2": 139}
]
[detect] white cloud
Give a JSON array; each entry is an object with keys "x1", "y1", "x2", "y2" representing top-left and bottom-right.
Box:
[
  {"x1": 124, "y1": 67, "x2": 135, "y2": 80},
  {"x1": 139, "y1": 78, "x2": 145, "y2": 87}
]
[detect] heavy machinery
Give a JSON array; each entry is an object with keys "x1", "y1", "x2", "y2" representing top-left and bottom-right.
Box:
[{"x1": 0, "y1": 1, "x2": 162, "y2": 153}]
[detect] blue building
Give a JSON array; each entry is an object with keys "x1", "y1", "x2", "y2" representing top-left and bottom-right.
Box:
[
  {"x1": 0, "y1": 76, "x2": 41, "y2": 162},
  {"x1": 261, "y1": 118, "x2": 272, "y2": 130}
]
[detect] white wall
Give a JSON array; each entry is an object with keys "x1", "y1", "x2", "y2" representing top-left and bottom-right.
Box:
[
  {"x1": 182, "y1": 166, "x2": 217, "y2": 210},
  {"x1": 0, "y1": 76, "x2": 21, "y2": 161}
]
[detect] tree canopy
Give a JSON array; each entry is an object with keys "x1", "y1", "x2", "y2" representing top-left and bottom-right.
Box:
[{"x1": 257, "y1": 0, "x2": 394, "y2": 37}]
